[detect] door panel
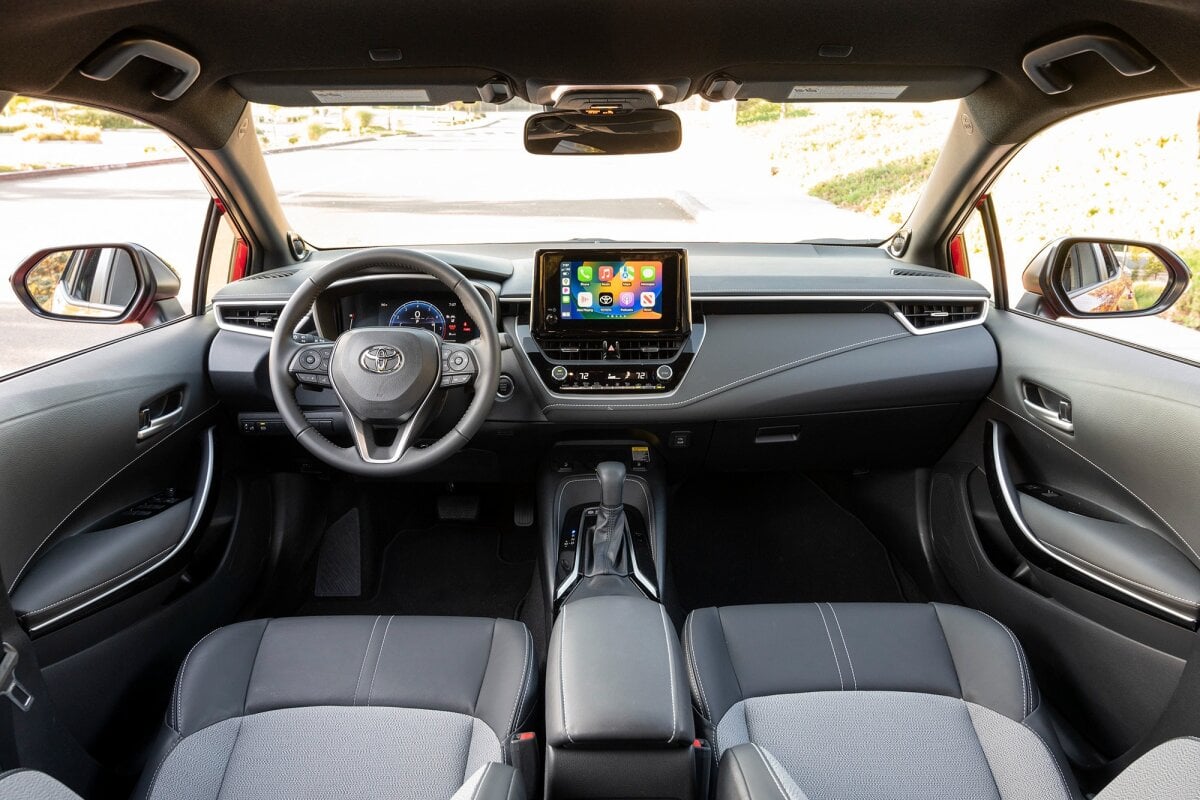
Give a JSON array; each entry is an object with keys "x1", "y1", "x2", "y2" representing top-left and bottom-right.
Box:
[
  {"x1": 934, "y1": 308, "x2": 1200, "y2": 759},
  {"x1": 0, "y1": 315, "x2": 220, "y2": 632}
]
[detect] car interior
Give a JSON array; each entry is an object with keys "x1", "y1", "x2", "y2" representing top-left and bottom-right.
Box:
[{"x1": 2, "y1": 2, "x2": 1200, "y2": 799}]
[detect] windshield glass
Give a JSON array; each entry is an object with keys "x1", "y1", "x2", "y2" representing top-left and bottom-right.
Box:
[{"x1": 257, "y1": 99, "x2": 958, "y2": 247}]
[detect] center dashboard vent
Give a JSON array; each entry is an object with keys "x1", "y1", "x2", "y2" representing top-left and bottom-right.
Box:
[
  {"x1": 217, "y1": 304, "x2": 282, "y2": 332},
  {"x1": 893, "y1": 301, "x2": 985, "y2": 331},
  {"x1": 241, "y1": 268, "x2": 299, "y2": 281},
  {"x1": 540, "y1": 337, "x2": 684, "y2": 361}
]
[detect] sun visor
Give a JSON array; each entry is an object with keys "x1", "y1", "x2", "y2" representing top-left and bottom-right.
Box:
[
  {"x1": 229, "y1": 68, "x2": 514, "y2": 105},
  {"x1": 702, "y1": 64, "x2": 992, "y2": 103}
]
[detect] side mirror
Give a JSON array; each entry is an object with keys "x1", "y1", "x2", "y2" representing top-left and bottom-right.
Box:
[
  {"x1": 524, "y1": 109, "x2": 682, "y2": 155},
  {"x1": 1020, "y1": 237, "x2": 1191, "y2": 319},
  {"x1": 10, "y1": 244, "x2": 182, "y2": 326}
]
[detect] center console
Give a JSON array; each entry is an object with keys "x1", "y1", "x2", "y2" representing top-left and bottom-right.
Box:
[
  {"x1": 526, "y1": 248, "x2": 696, "y2": 393},
  {"x1": 545, "y1": 594, "x2": 698, "y2": 800}
]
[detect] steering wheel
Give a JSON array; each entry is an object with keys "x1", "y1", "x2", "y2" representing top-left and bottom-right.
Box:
[{"x1": 268, "y1": 248, "x2": 500, "y2": 477}]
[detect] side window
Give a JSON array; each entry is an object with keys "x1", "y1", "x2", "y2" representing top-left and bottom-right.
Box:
[
  {"x1": 987, "y1": 91, "x2": 1200, "y2": 364},
  {"x1": 0, "y1": 96, "x2": 213, "y2": 378},
  {"x1": 957, "y1": 204, "x2": 995, "y2": 299}
]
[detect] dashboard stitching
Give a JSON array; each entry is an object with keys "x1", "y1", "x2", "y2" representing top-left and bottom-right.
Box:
[{"x1": 541, "y1": 331, "x2": 909, "y2": 410}]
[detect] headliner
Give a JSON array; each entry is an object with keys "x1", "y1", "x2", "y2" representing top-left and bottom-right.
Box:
[{"x1": 2, "y1": 0, "x2": 1199, "y2": 148}]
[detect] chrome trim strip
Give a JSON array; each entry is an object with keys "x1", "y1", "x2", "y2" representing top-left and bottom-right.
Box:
[
  {"x1": 554, "y1": 474, "x2": 658, "y2": 601},
  {"x1": 213, "y1": 299, "x2": 287, "y2": 339},
  {"x1": 885, "y1": 299, "x2": 989, "y2": 336},
  {"x1": 989, "y1": 424, "x2": 1195, "y2": 625},
  {"x1": 30, "y1": 426, "x2": 218, "y2": 632}
]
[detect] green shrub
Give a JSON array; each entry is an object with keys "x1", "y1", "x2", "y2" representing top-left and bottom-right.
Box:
[
  {"x1": 809, "y1": 150, "x2": 938, "y2": 214},
  {"x1": 61, "y1": 108, "x2": 145, "y2": 129},
  {"x1": 307, "y1": 122, "x2": 326, "y2": 142},
  {"x1": 288, "y1": 135, "x2": 299, "y2": 145},
  {"x1": 0, "y1": 121, "x2": 27, "y2": 134},
  {"x1": 20, "y1": 124, "x2": 101, "y2": 142},
  {"x1": 735, "y1": 99, "x2": 813, "y2": 126}
]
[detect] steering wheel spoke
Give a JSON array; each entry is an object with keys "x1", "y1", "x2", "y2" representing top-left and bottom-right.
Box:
[
  {"x1": 287, "y1": 342, "x2": 335, "y2": 388},
  {"x1": 438, "y1": 342, "x2": 479, "y2": 389}
]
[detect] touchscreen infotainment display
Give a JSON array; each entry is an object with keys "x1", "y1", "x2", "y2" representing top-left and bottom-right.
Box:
[
  {"x1": 535, "y1": 249, "x2": 688, "y2": 336},
  {"x1": 558, "y1": 259, "x2": 664, "y2": 321}
]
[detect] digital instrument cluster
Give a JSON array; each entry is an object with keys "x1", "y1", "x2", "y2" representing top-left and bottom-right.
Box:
[{"x1": 341, "y1": 291, "x2": 479, "y2": 343}]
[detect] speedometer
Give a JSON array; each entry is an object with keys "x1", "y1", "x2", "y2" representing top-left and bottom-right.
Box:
[{"x1": 388, "y1": 301, "x2": 446, "y2": 338}]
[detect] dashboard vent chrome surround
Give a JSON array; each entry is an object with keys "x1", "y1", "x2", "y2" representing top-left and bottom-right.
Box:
[
  {"x1": 890, "y1": 300, "x2": 988, "y2": 334},
  {"x1": 215, "y1": 302, "x2": 285, "y2": 337},
  {"x1": 540, "y1": 336, "x2": 685, "y2": 361}
]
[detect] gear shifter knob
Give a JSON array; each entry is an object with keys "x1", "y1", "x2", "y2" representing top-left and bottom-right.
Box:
[{"x1": 595, "y1": 461, "x2": 626, "y2": 509}]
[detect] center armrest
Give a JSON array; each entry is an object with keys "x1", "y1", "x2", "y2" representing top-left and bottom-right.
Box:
[{"x1": 547, "y1": 595, "x2": 694, "y2": 747}]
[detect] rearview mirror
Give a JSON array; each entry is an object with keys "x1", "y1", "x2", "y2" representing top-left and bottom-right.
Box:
[
  {"x1": 524, "y1": 109, "x2": 682, "y2": 155},
  {"x1": 1019, "y1": 237, "x2": 1191, "y2": 319},
  {"x1": 10, "y1": 244, "x2": 182, "y2": 326}
]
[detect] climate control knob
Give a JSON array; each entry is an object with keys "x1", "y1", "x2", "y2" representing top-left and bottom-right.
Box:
[
  {"x1": 550, "y1": 365, "x2": 569, "y2": 382},
  {"x1": 655, "y1": 364, "x2": 674, "y2": 382}
]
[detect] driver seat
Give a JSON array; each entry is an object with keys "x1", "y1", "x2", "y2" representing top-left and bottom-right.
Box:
[{"x1": 130, "y1": 614, "x2": 535, "y2": 800}]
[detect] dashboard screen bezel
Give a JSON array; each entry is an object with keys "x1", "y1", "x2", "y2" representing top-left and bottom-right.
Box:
[{"x1": 534, "y1": 249, "x2": 690, "y2": 337}]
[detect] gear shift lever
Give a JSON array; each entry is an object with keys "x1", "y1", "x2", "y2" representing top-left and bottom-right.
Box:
[{"x1": 590, "y1": 461, "x2": 628, "y2": 575}]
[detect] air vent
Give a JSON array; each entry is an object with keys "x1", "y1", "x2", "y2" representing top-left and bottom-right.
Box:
[
  {"x1": 892, "y1": 268, "x2": 950, "y2": 278},
  {"x1": 217, "y1": 304, "x2": 282, "y2": 333},
  {"x1": 894, "y1": 301, "x2": 985, "y2": 331},
  {"x1": 241, "y1": 268, "x2": 299, "y2": 281},
  {"x1": 541, "y1": 337, "x2": 684, "y2": 361}
]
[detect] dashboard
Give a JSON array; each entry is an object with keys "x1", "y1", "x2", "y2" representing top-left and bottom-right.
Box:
[{"x1": 209, "y1": 241, "x2": 998, "y2": 470}]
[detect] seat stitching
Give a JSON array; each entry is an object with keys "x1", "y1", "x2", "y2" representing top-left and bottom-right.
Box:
[
  {"x1": 173, "y1": 627, "x2": 224, "y2": 732},
  {"x1": 212, "y1": 715, "x2": 245, "y2": 800},
  {"x1": 367, "y1": 615, "x2": 395, "y2": 707},
  {"x1": 814, "y1": 603, "x2": 844, "y2": 691},
  {"x1": 559, "y1": 604, "x2": 574, "y2": 743},
  {"x1": 543, "y1": 332, "x2": 909, "y2": 410},
  {"x1": 352, "y1": 615, "x2": 382, "y2": 706},
  {"x1": 753, "y1": 744, "x2": 792, "y2": 800},
  {"x1": 976, "y1": 610, "x2": 1029, "y2": 719},
  {"x1": 143, "y1": 735, "x2": 182, "y2": 800},
  {"x1": 659, "y1": 604, "x2": 679, "y2": 743},
  {"x1": 685, "y1": 613, "x2": 712, "y2": 721},
  {"x1": 987, "y1": 397, "x2": 1200, "y2": 564},
  {"x1": 1020, "y1": 720, "x2": 1074, "y2": 800},
  {"x1": 826, "y1": 603, "x2": 857, "y2": 691},
  {"x1": 506, "y1": 625, "x2": 531, "y2": 739},
  {"x1": 1042, "y1": 540, "x2": 1198, "y2": 605}
]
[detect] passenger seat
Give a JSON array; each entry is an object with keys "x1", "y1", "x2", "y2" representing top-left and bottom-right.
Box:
[{"x1": 684, "y1": 602, "x2": 1082, "y2": 799}]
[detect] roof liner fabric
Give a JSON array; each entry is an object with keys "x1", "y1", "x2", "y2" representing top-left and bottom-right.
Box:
[{"x1": 2, "y1": 0, "x2": 1199, "y2": 147}]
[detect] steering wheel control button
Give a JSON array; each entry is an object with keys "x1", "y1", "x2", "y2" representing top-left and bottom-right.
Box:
[
  {"x1": 655, "y1": 364, "x2": 674, "y2": 382},
  {"x1": 300, "y1": 351, "x2": 321, "y2": 369},
  {"x1": 449, "y1": 351, "x2": 469, "y2": 371},
  {"x1": 550, "y1": 365, "x2": 569, "y2": 382}
]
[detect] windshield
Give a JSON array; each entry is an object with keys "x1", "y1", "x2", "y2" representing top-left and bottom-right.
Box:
[{"x1": 257, "y1": 99, "x2": 959, "y2": 247}]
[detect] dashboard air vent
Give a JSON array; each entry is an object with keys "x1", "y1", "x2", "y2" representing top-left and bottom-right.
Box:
[
  {"x1": 892, "y1": 268, "x2": 950, "y2": 278},
  {"x1": 241, "y1": 268, "x2": 299, "y2": 281},
  {"x1": 217, "y1": 304, "x2": 282, "y2": 332},
  {"x1": 894, "y1": 302, "x2": 984, "y2": 330},
  {"x1": 541, "y1": 336, "x2": 684, "y2": 361}
]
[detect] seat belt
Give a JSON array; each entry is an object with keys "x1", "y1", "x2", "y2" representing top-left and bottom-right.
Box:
[{"x1": 0, "y1": 564, "x2": 100, "y2": 794}]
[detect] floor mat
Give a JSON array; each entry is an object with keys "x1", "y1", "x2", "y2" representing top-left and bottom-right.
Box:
[
  {"x1": 300, "y1": 523, "x2": 535, "y2": 619},
  {"x1": 668, "y1": 472, "x2": 902, "y2": 612}
]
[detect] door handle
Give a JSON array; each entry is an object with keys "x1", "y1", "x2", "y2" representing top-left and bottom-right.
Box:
[
  {"x1": 1021, "y1": 381, "x2": 1073, "y2": 434},
  {"x1": 138, "y1": 389, "x2": 184, "y2": 441}
]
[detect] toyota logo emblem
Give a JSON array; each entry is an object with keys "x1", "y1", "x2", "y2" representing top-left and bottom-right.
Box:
[{"x1": 359, "y1": 345, "x2": 403, "y2": 374}]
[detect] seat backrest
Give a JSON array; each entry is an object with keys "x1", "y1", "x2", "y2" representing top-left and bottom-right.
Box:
[
  {"x1": 0, "y1": 769, "x2": 83, "y2": 800},
  {"x1": 1094, "y1": 738, "x2": 1200, "y2": 800}
]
